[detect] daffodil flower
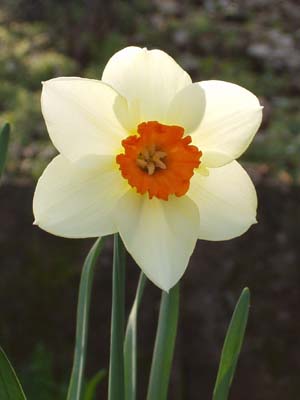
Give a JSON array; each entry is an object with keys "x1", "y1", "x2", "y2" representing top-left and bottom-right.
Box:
[{"x1": 33, "y1": 46, "x2": 262, "y2": 291}]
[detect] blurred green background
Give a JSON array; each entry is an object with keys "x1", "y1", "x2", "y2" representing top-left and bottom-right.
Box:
[{"x1": 0, "y1": 1, "x2": 300, "y2": 399}]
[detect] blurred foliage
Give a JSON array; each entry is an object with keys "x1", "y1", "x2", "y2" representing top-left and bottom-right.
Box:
[
  {"x1": 0, "y1": 0, "x2": 299, "y2": 183},
  {"x1": 20, "y1": 343, "x2": 66, "y2": 400},
  {"x1": 18, "y1": 343, "x2": 106, "y2": 400}
]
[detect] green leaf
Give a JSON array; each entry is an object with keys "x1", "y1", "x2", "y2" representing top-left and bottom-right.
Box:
[
  {"x1": 108, "y1": 234, "x2": 126, "y2": 400},
  {"x1": 213, "y1": 288, "x2": 250, "y2": 400},
  {"x1": 0, "y1": 123, "x2": 10, "y2": 178},
  {"x1": 146, "y1": 283, "x2": 180, "y2": 400},
  {"x1": 83, "y1": 369, "x2": 107, "y2": 400},
  {"x1": 0, "y1": 346, "x2": 26, "y2": 400},
  {"x1": 67, "y1": 238, "x2": 104, "y2": 400},
  {"x1": 124, "y1": 273, "x2": 147, "y2": 400}
]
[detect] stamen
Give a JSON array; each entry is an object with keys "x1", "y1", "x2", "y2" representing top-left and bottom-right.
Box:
[
  {"x1": 153, "y1": 151, "x2": 166, "y2": 159},
  {"x1": 147, "y1": 162, "x2": 155, "y2": 175},
  {"x1": 154, "y1": 159, "x2": 166, "y2": 170},
  {"x1": 136, "y1": 146, "x2": 167, "y2": 175},
  {"x1": 136, "y1": 159, "x2": 148, "y2": 169}
]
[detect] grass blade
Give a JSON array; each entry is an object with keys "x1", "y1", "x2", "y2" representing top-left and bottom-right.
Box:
[
  {"x1": 146, "y1": 283, "x2": 180, "y2": 400},
  {"x1": 213, "y1": 288, "x2": 250, "y2": 400},
  {"x1": 67, "y1": 238, "x2": 104, "y2": 400},
  {"x1": 83, "y1": 369, "x2": 107, "y2": 400},
  {"x1": 124, "y1": 273, "x2": 147, "y2": 400},
  {"x1": 0, "y1": 123, "x2": 10, "y2": 178},
  {"x1": 108, "y1": 234, "x2": 126, "y2": 400},
  {"x1": 0, "y1": 346, "x2": 26, "y2": 400}
]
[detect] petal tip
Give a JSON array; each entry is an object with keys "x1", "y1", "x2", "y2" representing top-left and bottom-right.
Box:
[{"x1": 155, "y1": 282, "x2": 171, "y2": 293}]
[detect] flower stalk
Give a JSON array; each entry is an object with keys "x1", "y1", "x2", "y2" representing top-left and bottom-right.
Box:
[
  {"x1": 108, "y1": 234, "x2": 126, "y2": 400},
  {"x1": 146, "y1": 283, "x2": 180, "y2": 400},
  {"x1": 67, "y1": 237, "x2": 104, "y2": 400},
  {"x1": 124, "y1": 273, "x2": 147, "y2": 400}
]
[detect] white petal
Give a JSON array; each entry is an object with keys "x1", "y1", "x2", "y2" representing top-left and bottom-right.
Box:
[
  {"x1": 188, "y1": 161, "x2": 257, "y2": 241},
  {"x1": 41, "y1": 77, "x2": 128, "y2": 161},
  {"x1": 33, "y1": 155, "x2": 129, "y2": 238},
  {"x1": 115, "y1": 192, "x2": 199, "y2": 291},
  {"x1": 102, "y1": 47, "x2": 192, "y2": 124},
  {"x1": 200, "y1": 150, "x2": 233, "y2": 168},
  {"x1": 192, "y1": 80, "x2": 262, "y2": 166},
  {"x1": 165, "y1": 83, "x2": 205, "y2": 133}
]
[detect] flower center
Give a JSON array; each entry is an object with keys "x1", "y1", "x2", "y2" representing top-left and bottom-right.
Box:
[
  {"x1": 116, "y1": 121, "x2": 202, "y2": 200},
  {"x1": 136, "y1": 145, "x2": 167, "y2": 175}
]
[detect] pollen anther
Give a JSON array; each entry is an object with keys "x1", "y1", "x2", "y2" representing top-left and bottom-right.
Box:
[{"x1": 136, "y1": 146, "x2": 167, "y2": 175}]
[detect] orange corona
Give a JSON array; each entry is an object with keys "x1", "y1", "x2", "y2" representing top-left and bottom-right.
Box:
[{"x1": 116, "y1": 121, "x2": 202, "y2": 200}]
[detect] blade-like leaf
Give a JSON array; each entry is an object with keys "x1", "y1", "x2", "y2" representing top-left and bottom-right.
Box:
[
  {"x1": 213, "y1": 288, "x2": 250, "y2": 400},
  {"x1": 83, "y1": 369, "x2": 107, "y2": 400},
  {"x1": 146, "y1": 283, "x2": 180, "y2": 400},
  {"x1": 0, "y1": 346, "x2": 26, "y2": 400},
  {"x1": 0, "y1": 123, "x2": 10, "y2": 178},
  {"x1": 124, "y1": 273, "x2": 147, "y2": 400},
  {"x1": 108, "y1": 234, "x2": 126, "y2": 400},
  {"x1": 67, "y1": 237, "x2": 104, "y2": 400}
]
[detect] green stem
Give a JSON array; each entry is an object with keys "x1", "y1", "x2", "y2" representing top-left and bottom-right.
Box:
[
  {"x1": 108, "y1": 234, "x2": 126, "y2": 400},
  {"x1": 124, "y1": 273, "x2": 147, "y2": 400},
  {"x1": 146, "y1": 283, "x2": 180, "y2": 400},
  {"x1": 67, "y1": 237, "x2": 104, "y2": 400}
]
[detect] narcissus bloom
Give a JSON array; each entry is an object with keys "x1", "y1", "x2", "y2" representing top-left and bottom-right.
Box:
[{"x1": 33, "y1": 46, "x2": 262, "y2": 291}]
